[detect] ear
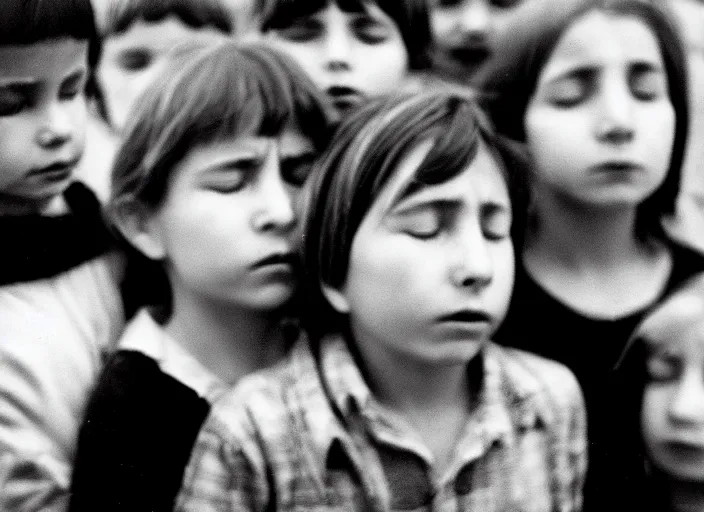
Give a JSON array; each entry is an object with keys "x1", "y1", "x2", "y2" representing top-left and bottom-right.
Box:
[
  {"x1": 112, "y1": 200, "x2": 167, "y2": 261},
  {"x1": 321, "y1": 283, "x2": 350, "y2": 314}
]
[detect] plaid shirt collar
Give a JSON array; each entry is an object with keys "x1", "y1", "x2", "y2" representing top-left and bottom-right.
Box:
[{"x1": 288, "y1": 333, "x2": 556, "y2": 478}]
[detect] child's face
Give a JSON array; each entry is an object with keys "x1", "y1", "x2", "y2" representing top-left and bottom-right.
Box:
[
  {"x1": 150, "y1": 129, "x2": 315, "y2": 311},
  {"x1": 330, "y1": 139, "x2": 514, "y2": 366},
  {"x1": 431, "y1": 0, "x2": 531, "y2": 74},
  {"x1": 0, "y1": 39, "x2": 88, "y2": 208},
  {"x1": 265, "y1": 2, "x2": 409, "y2": 114},
  {"x1": 98, "y1": 16, "x2": 222, "y2": 132},
  {"x1": 524, "y1": 11, "x2": 675, "y2": 209},
  {"x1": 641, "y1": 294, "x2": 704, "y2": 484}
]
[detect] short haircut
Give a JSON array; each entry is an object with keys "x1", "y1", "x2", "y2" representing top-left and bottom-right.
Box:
[
  {"x1": 110, "y1": 40, "x2": 334, "y2": 314},
  {"x1": 256, "y1": 0, "x2": 432, "y2": 70},
  {"x1": 300, "y1": 90, "x2": 529, "y2": 337},
  {"x1": 103, "y1": 0, "x2": 233, "y2": 36},
  {"x1": 475, "y1": 0, "x2": 689, "y2": 241}
]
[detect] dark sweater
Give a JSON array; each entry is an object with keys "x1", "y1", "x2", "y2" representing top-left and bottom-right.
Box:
[
  {"x1": 494, "y1": 242, "x2": 704, "y2": 511},
  {"x1": 68, "y1": 351, "x2": 211, "y2": 512},
  {"x1": 0, "y1": 182, "x2": 114, "y2": 285}
]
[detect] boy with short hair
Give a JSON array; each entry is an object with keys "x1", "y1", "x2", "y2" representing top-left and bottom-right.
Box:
[
  {"x1": 176, "y1": 91, "x2": 587, "y2": 511},
  {"x1": 0, "y1": 1, "x2": 124, "y2": 509}
]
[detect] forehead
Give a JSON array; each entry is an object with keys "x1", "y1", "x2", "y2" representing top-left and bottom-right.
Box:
[
  {"x1": 378, "y1": 138, "x2": 509, "y2": 214},
  {"x1": 103, "y1": 16, "x2": 221, "y2": 51},
  {"x1": 643, "y1": 293, "x2": 704, "y2": 348},
  {"x1": 192, "y1": 128, "x2": 314, "y2": 160},
  {"x1": 539, "y1": 11, "x2": 664, "y2": 82},
  {"x1": 0, "y1": 39, "x2": 88, "y2": 82}
]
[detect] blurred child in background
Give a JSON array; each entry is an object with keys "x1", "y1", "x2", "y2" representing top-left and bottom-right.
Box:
[
  {"x1": 0, "y1": 0, "x2": 125, "y2": 509},
  {"x1": 430, "y1": 0, "x2": 544, "y2": 81},
  {"x1": 477, "y1": 0, "x2": 704, "y2": 508},
  {"x1": 76, "y1": 0, "x2": 234, "y2": 201},
  {"x1": 69, "y1": 41, "x2": 333, "y2": 512},
  {"x1": 176, "y1": 90, "x2": 586, "y2": 512},
  {"x1": 258, "y1": 0, "x2": 432, "y2": 115},
  {"x1": 618, "y1": 272, "x2": 704, "y2": 512}
]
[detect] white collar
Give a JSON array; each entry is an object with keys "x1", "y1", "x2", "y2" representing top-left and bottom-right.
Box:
[{"x1": 119, "y1": 309, "x2": 227, "y2": 403}]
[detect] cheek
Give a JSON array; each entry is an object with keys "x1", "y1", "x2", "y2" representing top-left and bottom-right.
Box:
[
  {"x1": 430, "y1": 11, "x2": 456, "y2": 44},
  {"x1": 361, "y1": 43, "x2": 409, "y2": 91},
  {"x1": 641, "y1": 386, "x2": 670, "y2": 447}
]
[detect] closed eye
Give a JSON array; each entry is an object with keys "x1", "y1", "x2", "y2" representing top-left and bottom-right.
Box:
[
  {"x1": 646, "y1": 349, "x2": 682, "y2": 383},
  {"x1": 281, "y1": 153, "x2": 316, "y2": 187},
  {"x1": 276, "y1": 18, "x2": 322, "y2": 42},
  {"x1": 629, "y1": 63, "x2": 666, "y2": 101},
  {"x1": 546, "y1": 69, "x2": 594, "y2": 108},
  {"x1": 0, "y1": 85, "x2": 32, "y2": 116},
  {"x1": 351, "y1": 15, "x2": 391, "y2": 44},
  {"x1": 118, "y1": 48, "x2": 153, "y2": 71}
]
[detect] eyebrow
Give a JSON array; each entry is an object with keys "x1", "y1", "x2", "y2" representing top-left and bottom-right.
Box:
[
  {"x1": 545, "y1": 59, "x2": 664, "y2": 84},
  {"x1": 200, "y1": 153, "x2": 266, "y2": 175}
]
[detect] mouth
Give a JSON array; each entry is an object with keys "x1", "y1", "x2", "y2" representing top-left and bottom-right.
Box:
[
  {"x1": 665, "y1": 440, "x2": 704, "y2": 453},
  {"x1": 252, "y1": 252, "x2": 297, "y2": 270},
  {"x1": 438, "y1": 310, "x2": 492, "y2": 324},
  {"x1": 326, "y1": 86, "x2": 364, "y2": 112},
  {"x1": 590, "y1": 162, "x2": 643, "y2": 174},
  {"x1": 446, "y1": 45, "x2": 491, "y2": 66},
  {"x1": 29, "y1": 159, "x2": 79, "y2": 181}
]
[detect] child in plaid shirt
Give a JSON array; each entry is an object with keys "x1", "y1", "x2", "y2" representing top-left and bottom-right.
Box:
[{"x1": 176, "y1": 91, "x2": 587, "y2": 511}]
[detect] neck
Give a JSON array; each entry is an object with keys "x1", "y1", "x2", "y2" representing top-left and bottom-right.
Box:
[
  {"x1": 354, "y1": 337, "x2": 472, "y2": 417},
  {"x1": 529, "y1": 187, "x2": 643, "y2": 268},
  {"x1": 165, "y1": 289, "x2": 288, "y2": 386}
]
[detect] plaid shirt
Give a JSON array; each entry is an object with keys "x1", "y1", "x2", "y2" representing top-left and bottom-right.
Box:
[{"x1": 176, "y1": 335, "x2": 586, "y2": 512}]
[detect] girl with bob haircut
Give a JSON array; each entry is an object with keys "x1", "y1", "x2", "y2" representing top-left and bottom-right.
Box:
[
  {"x1": 616, "y1": 272, "x2": 704, "y2": 512},
  {"x1": 258, "y1": 0, "x2": 432, "y2": 114},
  {"x1": 176, "y1": 91, "x2": 587, "y2": 512},
  {"x1": 476, "y1": 0, "x2": 704, "y2": 509},
  {"x1": 69, "y1": 40, "x2": 333, "y2": 512},
  {"x1": 0, "y1": 0, "x2": 123, "y2": 509}
]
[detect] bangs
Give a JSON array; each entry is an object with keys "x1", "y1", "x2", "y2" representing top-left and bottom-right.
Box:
[
  {"x1": 106, "y1": 0, "x2": 232, "y2": 35},
  {"x1": 399, "y1": 101, "x2": 482, "y2": 201},
  {"x1": 0, "y1": 0, "x2": 97, "y2": 45},
  {"x1": 181, "y1": 44, "x2": 332, "y2": 150},
  {"x1": 117, "y1": 41, "x2": 332, "y2": 206},
  {"x1": 261, "y1": 0, "x2": 368, "y2": 29}
]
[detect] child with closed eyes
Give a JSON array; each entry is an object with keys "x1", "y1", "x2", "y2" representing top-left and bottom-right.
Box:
[
  {"x1": 176, "y1": 90, "x2": 587, "y2": 512},
  {"x1": 476, "y1": 0, "x2": 704, "y2": 509},
  {"x1": 68, "y1": 41, "x2": 333, "y2": 512},
  {"x1": 258, "y1": 0, "x2": 433, "y2": 115}
]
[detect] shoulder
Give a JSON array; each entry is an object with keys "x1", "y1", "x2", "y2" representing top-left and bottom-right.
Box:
[{"x1": 490, "y1": 343, "x2": 584, "y2": 412}]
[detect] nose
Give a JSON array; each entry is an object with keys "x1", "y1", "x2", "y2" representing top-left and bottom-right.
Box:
[
  {"x1": 668, "y1": 367, "x2": 704, "y2": 425},
  {"x1": 36, "y1": 101, "x2": 73, "y2": 150},
  {"x1": 252, "y1": 153, "x2": 296, "y2": 234},
  {"x1": 596, "y1": 78, "x2": 635, "y2": 144},
  {"x1": 457, "y1": 0, "x2": 491, "y2": 38},
  {"x1": 324, "y1": 22, "x2": 352, "y2": 72},
  {"x1": 450, "y1": 223, "x2": 493, "y2": 290}
]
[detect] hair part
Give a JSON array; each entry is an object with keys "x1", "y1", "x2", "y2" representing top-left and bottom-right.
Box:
[
  {"x1": 300, "y1": 90, "x2": 529, "y2": 337},
  {"x1": 256, "y1": 0, "x2": 432, "y2": 69},
  {"x1": 475, "y1": 0, "x2": 689, "y2": 241}
]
